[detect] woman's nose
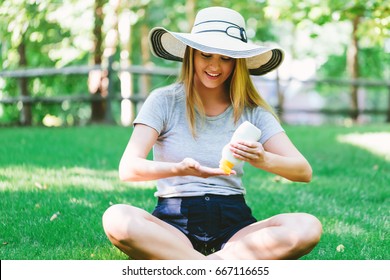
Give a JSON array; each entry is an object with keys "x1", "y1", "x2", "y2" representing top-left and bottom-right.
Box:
[{"x1": 208, "y1": 58, "x2": 220, "y2": 69}]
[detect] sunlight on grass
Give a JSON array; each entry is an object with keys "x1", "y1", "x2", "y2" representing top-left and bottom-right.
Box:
[
  {"x1": 0, "y1": 166, "x2": 155, "y2": 191},
  {"x1": 338, "y1": 132, "x2": 390, "y2": 161},
  {"x1": 328, "y1": 220, "x2": 367, "y2": 236}
]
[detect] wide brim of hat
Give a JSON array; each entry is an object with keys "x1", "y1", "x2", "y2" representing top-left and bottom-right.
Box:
[{"x1": 149, "y1": 27, "x2": 284, "y2": 76}]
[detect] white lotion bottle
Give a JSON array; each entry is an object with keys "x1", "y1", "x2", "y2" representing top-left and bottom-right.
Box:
[{"x1": 219, "y1": 121, "x2": 262, "y2": 174}]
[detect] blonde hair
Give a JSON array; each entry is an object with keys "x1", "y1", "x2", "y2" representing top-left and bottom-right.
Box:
[{"x1": 178, "y1": 47, "x2": 278, "y2": 137}]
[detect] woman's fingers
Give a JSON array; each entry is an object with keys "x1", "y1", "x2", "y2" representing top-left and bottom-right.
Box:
[{"x1": 230, "y1": 141, "x2": 265, "y2": 161}]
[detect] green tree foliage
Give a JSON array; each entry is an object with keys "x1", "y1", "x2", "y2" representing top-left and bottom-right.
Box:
[
  {"x1": 264, "y1": 0, "x2": 389, "y2": 72},
  {"x1": 0, "y1": 0, "x2": 388, "y2": 125},
  {"x1": 264, "y1": 0, "x2": 389, "y2": 120},
  {"x1": 0, "y1": 0, "x2": 93, "y2": 125}
]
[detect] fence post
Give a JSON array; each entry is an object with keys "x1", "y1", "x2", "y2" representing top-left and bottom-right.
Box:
[
  {"x1": 18, "y1": 75, "x2": 32, "y2": 125},
  {"x1": 387, "y1": 85, "x2": 390, "y2": 123},
  {"x1": 18, "y1": 42, "x2": 32, "y2": 126},
  {"x1": 105, "y1": 55, "x2": 115, "y2": 124},
  {"x1": 276, "y1": 70, "x2": 284, "y2": 121}
]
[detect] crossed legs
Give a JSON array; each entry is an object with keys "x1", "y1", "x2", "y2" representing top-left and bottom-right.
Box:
[
  {"x1": 102, "y1": 204, "x2": 322, "y2": 260},
  {"x1": 102, "y1": 204, "x2": 206, "y2": 259},
  {"x1": 209, "y1": 213, "x2": 322, "y2": 260}
]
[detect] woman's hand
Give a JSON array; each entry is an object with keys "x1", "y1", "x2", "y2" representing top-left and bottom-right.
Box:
[
  {"x1": 177, "y1": 158, "x2": 235, "y2": 178},
  {"x1": 229, "y1": 140, "x2": 266, "y2": 164},
  {"x1": 229, "y1": 132, "x2": 312, "y2": 182}
]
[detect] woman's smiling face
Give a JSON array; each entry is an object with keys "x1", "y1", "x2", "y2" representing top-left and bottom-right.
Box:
[{"x1": 193, "y1": 50, "x2": 236, "y2": 90}]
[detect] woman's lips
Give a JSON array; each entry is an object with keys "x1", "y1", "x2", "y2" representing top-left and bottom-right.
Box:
[{"x1": 206, "y1": 72, "x2": 220, "y2": 78}]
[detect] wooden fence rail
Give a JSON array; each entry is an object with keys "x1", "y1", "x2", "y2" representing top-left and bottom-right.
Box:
[{"x1": 1, "y1": 63, "x2": 389, "y2": 125}]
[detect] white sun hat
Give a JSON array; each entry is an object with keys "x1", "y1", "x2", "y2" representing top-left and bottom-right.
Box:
[{"x1": 149, "y1": 6, "x2": 284, "y2": 76}]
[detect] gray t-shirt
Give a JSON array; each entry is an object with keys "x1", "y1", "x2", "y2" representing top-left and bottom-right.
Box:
[{"x1": 134, "y1": 83, "x2": 284, "y2": 198}]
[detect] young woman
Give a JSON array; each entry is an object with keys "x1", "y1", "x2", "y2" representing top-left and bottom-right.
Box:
[{"x1": 102, "y1": 6, "x2": 322, "y2": 260}]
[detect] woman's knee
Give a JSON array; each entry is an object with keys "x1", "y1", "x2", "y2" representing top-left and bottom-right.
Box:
[
  {"x1": 293, "y1": 213, "x2": 322, "y2": 253},
  {"x1": 102, "y1": 204, "x2": 146, "y2": 242},
  {"x1": 302, "y1": 213, "x2": 322, "y2": 242},
  {"x1": 274, "y1": 213, "x2": 322, "y2": 256}
]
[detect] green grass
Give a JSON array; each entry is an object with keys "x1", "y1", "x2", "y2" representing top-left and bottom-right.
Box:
[{"x1": 0, "y1": 124, "x2": 389, "y2": 260}]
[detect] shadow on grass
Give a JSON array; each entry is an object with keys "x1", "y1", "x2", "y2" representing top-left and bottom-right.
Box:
[{"x1": 1, "y1": 172, "x2": 156, "y2": 260}]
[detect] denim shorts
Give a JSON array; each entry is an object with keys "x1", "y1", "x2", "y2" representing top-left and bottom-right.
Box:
[{"x1": 152, "y1": 194, "x2": 257, "y2": 255}]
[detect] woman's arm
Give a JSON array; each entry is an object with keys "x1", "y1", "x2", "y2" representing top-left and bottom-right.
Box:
[
  {"x1": 119, "y1": 124, "x2": 229, "y2": 182},
  {"x1": 229, "y1": 132, "x2": 312, "y2": 182}
]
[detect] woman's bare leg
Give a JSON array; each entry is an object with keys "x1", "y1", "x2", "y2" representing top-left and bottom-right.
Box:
[
  {"x1": 102, "y1": 204, "x2": 207, "y2": 260},
  {"x1": 208, "y1": 213, "x2": 322, "y2": 260}
]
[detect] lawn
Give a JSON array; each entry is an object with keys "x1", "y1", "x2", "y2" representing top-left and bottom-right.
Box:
[{"x1": 0, "y1": 124, "x2": 389, "y2": 260}]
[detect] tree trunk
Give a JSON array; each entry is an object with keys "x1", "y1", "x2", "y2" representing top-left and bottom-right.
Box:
[
  {"x1": 118, "y1": 8, "x2": 133, "y2": 126},
  {"x1": 186, "y1": 0, "x2": 196, "y2": 29},
  {"x1": 139, "y1": 23, "x2": 151, "y2": 98},
  {"x1": 18, "y1": 41, "x2": 32, "y2": 126},
  {"x1": 276, "y1": 70, "x2": 284, "y2": 122},
  {"x1": 89, "y1": 0, "x2": 108, "y2": 123},
  {"x1": 387, "y1": 86, "x2": 390, "y2": 122},
  {"x1": 347, "y1": 16, "x2": 361, "y2": 121}
]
